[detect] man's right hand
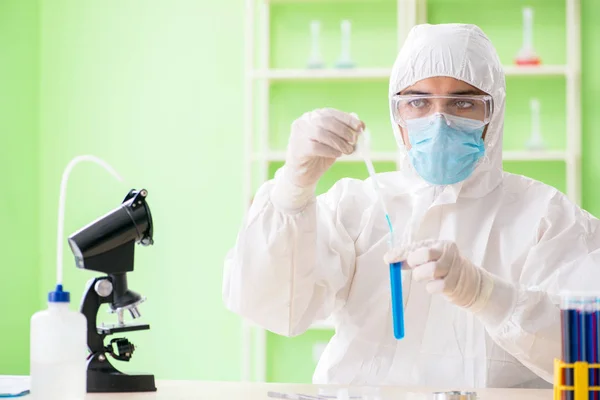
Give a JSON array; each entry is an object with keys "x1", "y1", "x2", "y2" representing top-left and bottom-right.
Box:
[{"x1": 284, "y1": 108, "x2": 365, "y2": 188}]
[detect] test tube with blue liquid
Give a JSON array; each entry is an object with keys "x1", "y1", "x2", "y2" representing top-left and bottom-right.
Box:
[
  {"x1": 592, "y1": 297, "x2": 600, "y2": 400},
  {"x1": 355, "y1": 122, "x2": 404, "y2": 340},
  {"x1": 597, "y1": 297, "x2": 600, "y2": 399},
  {"x1": 388, "y1": 240, "x2": 405, "y2": 339}
]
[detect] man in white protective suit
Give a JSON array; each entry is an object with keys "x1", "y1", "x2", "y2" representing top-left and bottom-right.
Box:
[{"x1": 223, "y1": 24, "x2": 600, "y2": 388}]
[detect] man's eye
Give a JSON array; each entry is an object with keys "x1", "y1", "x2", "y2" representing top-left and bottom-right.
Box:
[
  {"x1": 455, "y1": 100, "x2": 474, "y2": 109},
  {"x1": 409, "y1": 99, "x2": 427, "y2": 108}
]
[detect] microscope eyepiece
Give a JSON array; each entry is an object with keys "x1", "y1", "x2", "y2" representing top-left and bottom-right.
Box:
[
  {"x1": 122, "y1": 189, "x2": 153, "y2": 246},
  {"x1": 67, "y1": 189, "x2": 154, "y2": 274}
]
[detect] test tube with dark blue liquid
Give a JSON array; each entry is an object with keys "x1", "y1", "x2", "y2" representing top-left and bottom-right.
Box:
[
  {"x1": 590, "y1": 297, "x2": 600, "y2": 400},
  {"x1": 389, "y1": 262, "x2": 405, "y2": 339},
  {"x1": 596, "y1": 298, "x2": 600, "y2": 400},
  {"x1": 561, "y1": 295, "x2": 578, "y2": 400},
  {"x1": 583, "y1": 297, "x2": 597, "y2": 400}
]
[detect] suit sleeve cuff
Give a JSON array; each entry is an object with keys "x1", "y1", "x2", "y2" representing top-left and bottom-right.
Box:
[
  {"x1": 470, "y1": 270, "x2": 519, "y2": 331},
  {"x1": 270, "y1": 166, "x2": 317, "y2": 214}
]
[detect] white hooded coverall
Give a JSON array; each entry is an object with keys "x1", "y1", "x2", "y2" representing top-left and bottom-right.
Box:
[{"x1": 223, "y1": 24, "x2": 600, "y2": 388}]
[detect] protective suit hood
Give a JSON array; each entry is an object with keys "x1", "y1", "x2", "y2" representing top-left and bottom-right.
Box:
[{"x1": 389, "y1": 23, "x2": 506, "y2": 199}]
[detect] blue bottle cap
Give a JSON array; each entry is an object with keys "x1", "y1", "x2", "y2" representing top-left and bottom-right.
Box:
[{"x1": 48, "y1": 284, "x2": 70, "y2": 303}]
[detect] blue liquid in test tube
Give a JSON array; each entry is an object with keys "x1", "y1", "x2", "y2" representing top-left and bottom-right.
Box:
[{"x1": 389, "y1": 261, "x2": 405, "y2": 339}]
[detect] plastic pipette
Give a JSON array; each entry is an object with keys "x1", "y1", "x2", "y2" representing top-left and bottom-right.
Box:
[
  {"x1": 355, "y1": 126, "x2": 393, "y2": 237},
  {"x1": 356, "y1": 126, "x2": 405, "y2": 340}
]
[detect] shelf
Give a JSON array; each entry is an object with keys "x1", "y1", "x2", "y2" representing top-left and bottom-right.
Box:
[
  {"x1": 267, "y1": 0, "x2": 387, "y2": 3},
  {"x1": 257, "y1": 151, "x2": 398, "y2": 162},
  {"x1": 252, "y1": 65, "x2": 568, "y2": 82},
  {"x1": 503, "y1": 65, "x2": 569, "y2": 76},
  {"x1": 252, "y1": 68, "x2": 391, "y2": 82},
  {"x1": 503, "y1": 150, "x2": 567, "y2": 161}
]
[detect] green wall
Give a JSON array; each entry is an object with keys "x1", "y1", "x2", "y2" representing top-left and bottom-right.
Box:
[
  {"x1": 1, "y1": 0, "x2": 599, "y2": 385},
  {"x1": 0, "y1": 0, "x2": 39, "y2": 375},
  {"x1": 37, "y1": 0, "x2": 244, "y2": 381},
  {"x1": 580, "y1": 0, "x2": 600, "y2": 216}
]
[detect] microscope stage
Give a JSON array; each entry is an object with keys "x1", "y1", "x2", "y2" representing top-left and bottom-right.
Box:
[{"x1": 97, "y1": 322, "x2": 150, "y2": 335}]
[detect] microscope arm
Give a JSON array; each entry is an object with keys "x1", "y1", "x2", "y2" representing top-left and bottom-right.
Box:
[{"x1": 80, "y1": 277, "x2": 115, "y2": 354}]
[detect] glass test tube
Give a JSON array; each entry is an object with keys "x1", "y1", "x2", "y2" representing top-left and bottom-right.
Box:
[{"x1": 592, "y1": 297, "x2": 599, "y2": 400}]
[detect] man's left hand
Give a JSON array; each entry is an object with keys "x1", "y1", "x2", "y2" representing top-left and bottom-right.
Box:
[{"x1": 384, "y1": 240, "x2": 494, "y2": 312}]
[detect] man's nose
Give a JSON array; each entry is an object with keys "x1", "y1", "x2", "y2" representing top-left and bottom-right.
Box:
[
  {"x1": 431, "y1": 100, "x2": 447, "y2": 114},
  {"x1": 432, "y1": 111, "x2": 451, "y2": 125}
]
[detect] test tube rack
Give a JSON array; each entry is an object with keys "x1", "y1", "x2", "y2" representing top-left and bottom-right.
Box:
[{"x1": 554, "y1": 359, "x2": 600, "y2": 400}]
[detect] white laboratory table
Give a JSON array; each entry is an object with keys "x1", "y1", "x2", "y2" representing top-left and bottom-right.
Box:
[{"x1": 1, "y1": 376, "x2": 553, "y2": 399}]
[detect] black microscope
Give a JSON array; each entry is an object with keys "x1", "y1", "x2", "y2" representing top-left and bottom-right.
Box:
[{"x1": 68, "y1": 189, "x2": 156, "y2": 393}]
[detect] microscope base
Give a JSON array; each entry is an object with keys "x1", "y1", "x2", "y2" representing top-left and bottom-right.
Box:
[
  {"x1": 87, "y1": 370, "x2": 156, "y2": 393},
  {"x1": 87, "y1": 357, "x2": 156, "y2": 393}
]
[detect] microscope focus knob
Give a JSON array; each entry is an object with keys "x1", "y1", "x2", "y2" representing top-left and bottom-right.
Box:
[{"x1": 95, "y1": 279, "x2": 113, "y2": 297}]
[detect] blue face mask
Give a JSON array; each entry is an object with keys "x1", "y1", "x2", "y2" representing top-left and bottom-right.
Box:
[{"x1": 406, "y1": 113, "x2": 486, "y2": 185}]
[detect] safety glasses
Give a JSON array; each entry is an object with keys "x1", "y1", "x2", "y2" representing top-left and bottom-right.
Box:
[{"x1": 391, "y1": 94, "x2": 494, "y2": 128}]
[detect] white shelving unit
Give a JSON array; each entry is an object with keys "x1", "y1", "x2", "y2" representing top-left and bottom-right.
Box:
[
  {"x1": 242, "y1": 0, "x2": 581, "y2": 383},
  {"x1": 252, "y1": 68, "x2": 392, "y2": 81}
]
